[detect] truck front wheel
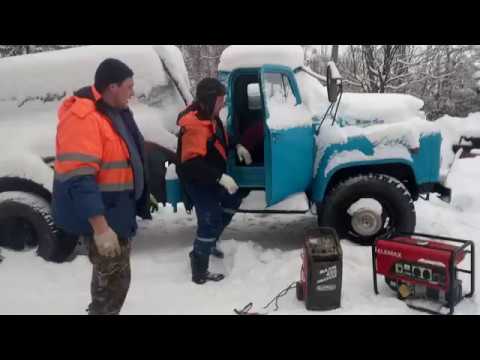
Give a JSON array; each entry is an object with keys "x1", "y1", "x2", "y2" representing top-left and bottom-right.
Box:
[{"x1": 318, "y1": 174, "x2": 416, "y2": 245}]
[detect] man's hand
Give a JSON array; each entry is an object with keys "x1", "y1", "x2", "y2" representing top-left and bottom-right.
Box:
[
  {"x1": 93, "y1": 227, "x2": 121, "y2": 258},
  {"x1": 149, "y1": 193, "x2": 159, "y2": 213},
  {"x1": 218, "y1": 174, "x2": 239, "y2": 195},
  {"x1": 89, "y1": 216, "x2": 121, "y2": 258},
  {"x1": 236, "y1": 144, "x2": 252, "y2": 165}
]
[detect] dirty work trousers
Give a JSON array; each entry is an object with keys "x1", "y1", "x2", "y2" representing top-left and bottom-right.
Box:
[
  {"x1": 184, "y1": 182, "x2": 244, "y2": 256},
  {"x1": 86, "y1": 237, "x2": 131, "y2": 315}
]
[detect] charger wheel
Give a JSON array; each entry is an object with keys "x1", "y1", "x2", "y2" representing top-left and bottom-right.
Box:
[{"x1": 296, "y1": 281, "x2": 305, "y2": 301}]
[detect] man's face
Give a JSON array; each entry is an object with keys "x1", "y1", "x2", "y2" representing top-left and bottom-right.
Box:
[
  {"x1": 109, "y1": 78, "x2": 135, "y2": 109},
  {"x1": 213, "y1": 95, "x2": 225, "y2": 117}
]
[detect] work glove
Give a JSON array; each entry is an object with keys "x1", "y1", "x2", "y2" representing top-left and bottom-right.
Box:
[
  {"x1": 236, "y1": 144, "x2": 252, "y2": 165},
  {"x1": 94, "y1": 227, "x2": 121, "y2": 258},
  {"x1": 218, "y1": 174, "x2": 239, "y2": 195},
  {"x1": 149, "y1": 193, "x2": 159, "y2": 213}
]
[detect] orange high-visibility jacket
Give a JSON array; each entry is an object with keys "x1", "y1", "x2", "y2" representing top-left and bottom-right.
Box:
[
  {"x1": 179, "y1": 111, "x2": 227, "y2": 163},
  {"x1": 177, "y1": 107, "x2": 229, "y2": 185},
  {"x1": 52, "y1": 86, "x2": 150, "y2": 238},
  {"x1": 54, "y1": 86, "x2": 134, "y2": 192}
]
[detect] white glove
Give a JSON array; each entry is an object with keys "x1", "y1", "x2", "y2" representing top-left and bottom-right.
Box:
[
  {"x1": 236, "y1": 144, "x2": 252, "y2": 165},
  {"x1": 218, "y1": 174, "x2": 239, "y2": 195},
  {"x1": 94, "y1": 227, "x2": 121, "y2": 258}
]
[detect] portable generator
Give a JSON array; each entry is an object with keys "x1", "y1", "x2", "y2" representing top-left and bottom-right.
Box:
[
  {"x1": 373, "y1": 232, "x2": 475, "y2": 314},
  {"x1": 296, "y1": 227, "x2": 342, "y2": 311}
]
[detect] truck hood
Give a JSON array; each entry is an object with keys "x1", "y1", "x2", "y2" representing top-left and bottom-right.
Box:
[
  {"x1": 295, "y1": 71, "x2": 426, "y2": 126},
  {"x1": 335, "y1": 92, "x2": 426, "y2": 126}
]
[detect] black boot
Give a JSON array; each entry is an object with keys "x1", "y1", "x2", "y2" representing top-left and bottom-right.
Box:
[{"x1": 189, "y1": 251, "x2": 225, "y2": 285}]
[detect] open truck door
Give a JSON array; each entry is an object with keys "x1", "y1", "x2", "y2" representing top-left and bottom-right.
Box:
[{"x1": 260, "y1": 65, "x2": 314, "y2": 206}]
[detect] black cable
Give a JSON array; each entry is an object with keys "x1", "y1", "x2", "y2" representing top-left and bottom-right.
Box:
[
  {"x1": 262, "y1": 281, "x2": 298, "y2": 312},
  {"x1": 234, "y1": 281, "x2": 298, "y2": 315},
  {"x1": 234, "y1": 302, "x2": 254, "y2": 315}
]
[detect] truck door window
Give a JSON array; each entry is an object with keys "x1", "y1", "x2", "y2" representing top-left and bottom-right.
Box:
[
  {"x1": 264, "y1": 73, "x2": 296, "y2": 108},
  {"x1": 247, "y1": 83, "x2": 262, "y2": 110}
]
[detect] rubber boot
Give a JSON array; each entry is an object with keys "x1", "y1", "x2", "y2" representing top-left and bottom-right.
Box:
[{"x1": 189, "y1": 251, "x2": 224, "y2": 285}]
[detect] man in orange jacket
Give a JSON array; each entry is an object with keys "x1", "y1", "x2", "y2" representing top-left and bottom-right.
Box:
[{"x1": 52, "y1": 58, "x2": 152, "y2": 314}]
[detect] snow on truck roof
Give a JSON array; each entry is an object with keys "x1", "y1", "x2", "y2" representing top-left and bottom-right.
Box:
[
  {"x1": 0, "y1": 45, "x2": 192, "y2": 105},
  {"x1": 218, "y1": 45, "x2": 305, "y2": 72}
]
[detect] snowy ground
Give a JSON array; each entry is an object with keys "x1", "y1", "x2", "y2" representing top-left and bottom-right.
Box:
[{"x1": 0, "y1": 156, "x2": 479, "y2": 315}]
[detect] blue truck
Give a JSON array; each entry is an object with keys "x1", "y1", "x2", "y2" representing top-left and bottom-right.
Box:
[{"x1": 164, "y1": 46, "x2": 451, "y2": 245}]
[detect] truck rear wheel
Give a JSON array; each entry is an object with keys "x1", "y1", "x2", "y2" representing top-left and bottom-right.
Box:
[
  {"x1": 0, "y1": 192, "x2": 77, "y2": 262},
  {"x1": 318, "y1": 174, "x2": 416, "y2": 245}
]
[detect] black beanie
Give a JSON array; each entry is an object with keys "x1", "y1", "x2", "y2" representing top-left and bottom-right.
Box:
[
  {"x1": 195, "y1": 78, "x2": 226, "y2": 117},
  {"x1": 94, "y1": 58, "x2": 134, "y2": 93}
]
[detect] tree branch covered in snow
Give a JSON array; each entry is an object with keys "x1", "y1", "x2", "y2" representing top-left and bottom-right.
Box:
[
  {"x1": 336, "y1": 45, "x2": 480, "y2": 119},
  {"x1": 0, "y1": 45, "x2": 81, "y2": 58},
  {"x1": 337, "y1": 46, "x2": 449, "y2": 93}
]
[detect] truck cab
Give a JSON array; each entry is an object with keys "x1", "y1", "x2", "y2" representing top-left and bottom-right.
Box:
[{"x1": 221, "y1": 65, "x2": 314, "y2": 207}]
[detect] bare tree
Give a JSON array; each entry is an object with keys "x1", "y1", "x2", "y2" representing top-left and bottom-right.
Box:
[
  {"x1": 0, "y1": 45, "x2": 80, "y2": 58},
  {"x1": 331, "y1": 45, "x2": 339, "y2": 63},
  {"x1": 336, "y1": 45, "x2": 480, "y2": 118},
  {"x1": 177, "y1": 45, "x2": 229, "y2": 92},
  {"x1": 338, "y1": 45, "x2": 470, "y2": 93},
  {"x1": 424, "y1": 45, "x2": 480, "y2": 118}
]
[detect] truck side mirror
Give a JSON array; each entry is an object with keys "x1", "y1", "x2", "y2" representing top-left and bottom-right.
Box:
[{"x1": 327, "y1": 62, "x2": 342, "y2": 103}]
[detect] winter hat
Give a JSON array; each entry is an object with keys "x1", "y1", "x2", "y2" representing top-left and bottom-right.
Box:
[
  {"x1": 195, "y1": 78, "x2": 226, "y2": 117},
  {"x1": 94, "y1": 58, "x2": 134, "y2": 93}
]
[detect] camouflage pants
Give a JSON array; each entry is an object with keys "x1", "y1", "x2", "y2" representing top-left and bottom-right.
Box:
[{"x1": 86, "y1": 238, "x2": 132, "y2": 315}]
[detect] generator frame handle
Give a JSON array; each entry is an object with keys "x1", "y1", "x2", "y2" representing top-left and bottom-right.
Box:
[
  {"x1": 372, "y1": 244, "x2": 379, "y2": 295},
  {"x1": 372, "y1": 232, "x2": 475, "y2": 315}
]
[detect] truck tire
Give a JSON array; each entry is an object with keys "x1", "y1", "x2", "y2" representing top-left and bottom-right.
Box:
[
  {"x1": 0, "y1": 192, "x2": 77, "y2": 262},
  {"x1": 37, "y1": 227, "x2": 78, "y2": 264},
  {"x1": 318, "y1": 174, "x2": 415, "y2": 246}
]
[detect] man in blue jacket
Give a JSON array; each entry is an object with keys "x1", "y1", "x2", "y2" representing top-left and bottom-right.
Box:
[{"x1": 52, "y1": 58, "x2": 151, "y2": 315}]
